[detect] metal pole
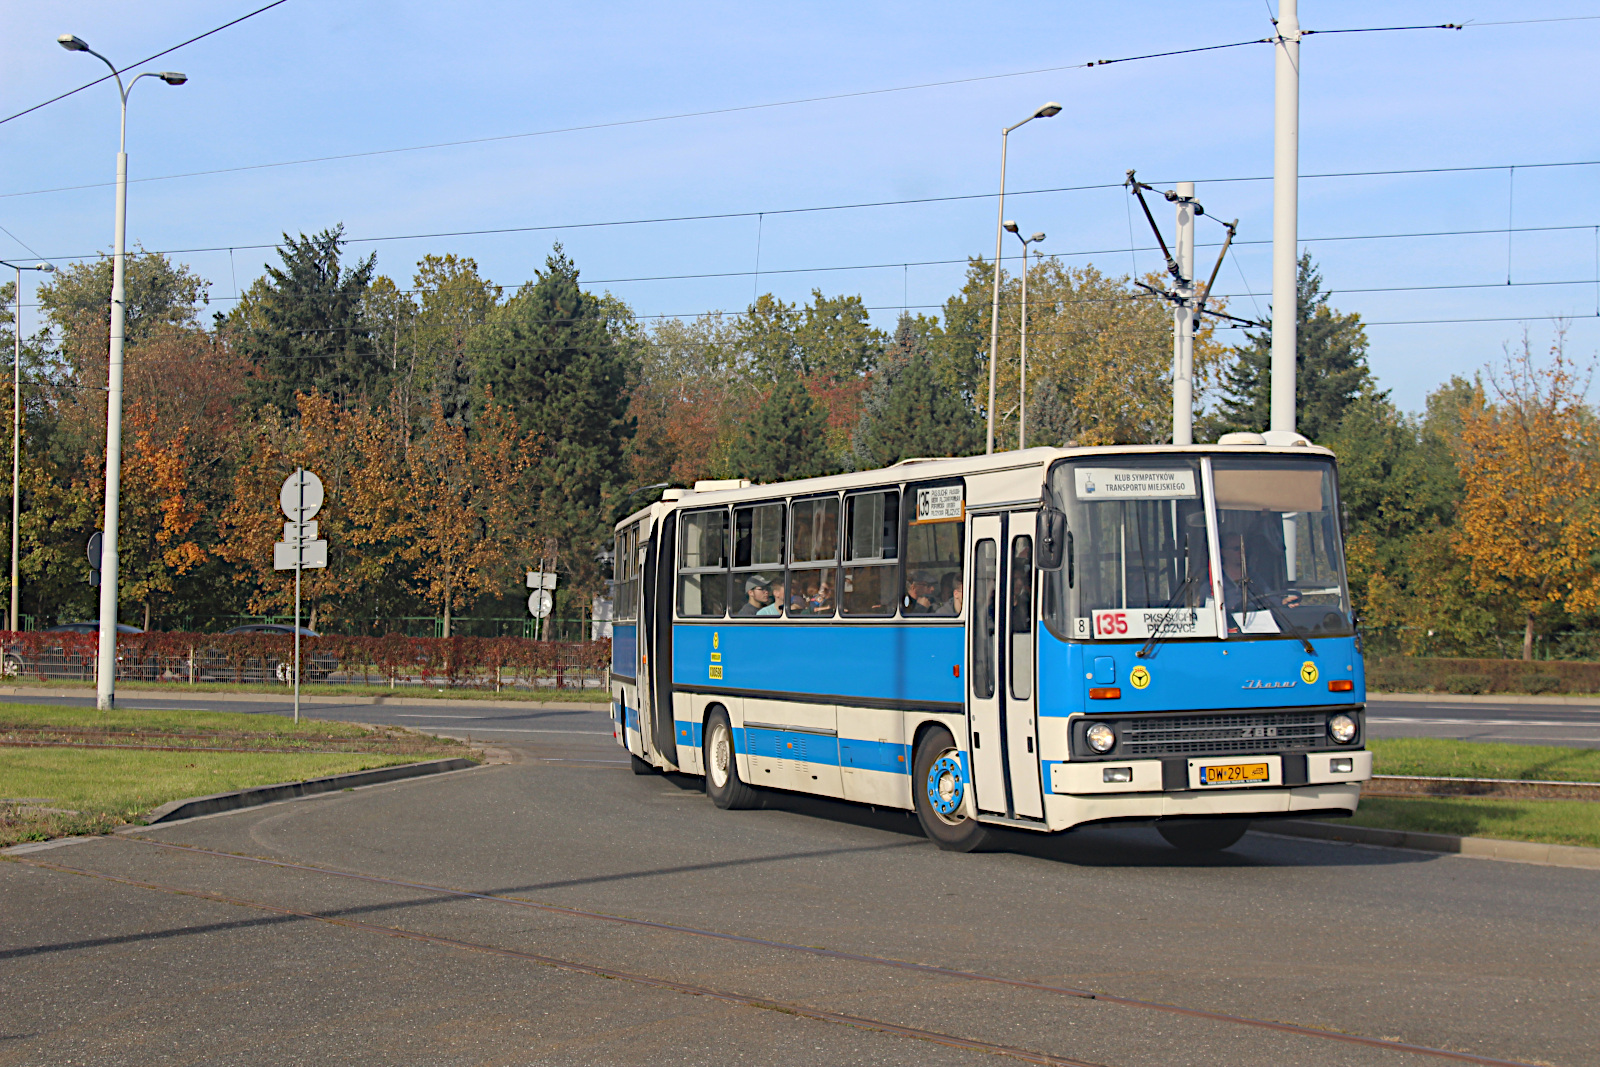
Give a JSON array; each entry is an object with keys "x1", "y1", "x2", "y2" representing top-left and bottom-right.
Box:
[
  {"x1": 95, "y1": 98, "x2": 131, "y2": 710},
  {"x1": 985, "y1": 129, "x2": 1009, "y2": 456},
  {"x1": 10, "y1": 265, "x2": 20, "y2": 632},
  {"x1": 1270, "y1": 0, "x2": 1301, "y2": 434},
  {"x1": 294, "y1": 468, "x2": 302, "y2": 724},
  {"x1": 1174, "y1": 182, "x2": 1196, "y2": 446},
  {"x1": 1018, "y1": 242, "x2": 1029, "y2": 450}
]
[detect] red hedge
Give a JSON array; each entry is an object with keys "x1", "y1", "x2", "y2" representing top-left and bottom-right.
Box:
[{"x1": 0, "y1": 630, "x2": 611, "y2": 689}]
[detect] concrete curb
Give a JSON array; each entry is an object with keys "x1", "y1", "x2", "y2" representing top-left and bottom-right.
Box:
[
  {"x1": 0, "y1": 686, "x2": 602, "y2": 712},
  {"x1": 142, "y1": 757, "x2": 479, "y2": 824},
  {"x1": 1261, "y1": 818, "x2": 1600, "y2": 870},
  {"x1": 1368, "y1": 691, "x2": 1600, "y2": 707}
]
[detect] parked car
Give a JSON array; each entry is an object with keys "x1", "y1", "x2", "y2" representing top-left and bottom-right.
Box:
[
  {"x1": 212, "y1": 624, "x2": 336, "y2": 682},
  {"x1": 2, "y1": 621, "x2": 144, "y2": 680}
]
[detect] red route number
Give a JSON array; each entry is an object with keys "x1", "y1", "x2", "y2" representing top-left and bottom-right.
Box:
[{"x1": 1095, "y1": 612, "x2": 1129, "y2": 636}]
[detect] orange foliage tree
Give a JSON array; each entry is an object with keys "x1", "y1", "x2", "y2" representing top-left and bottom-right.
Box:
[
  {"x1": 401, "y1": 400, "x2": 538, "y2": 636},
  {"x1": 1454, "y1": 331, "x2": 1600, "y2": 660}
]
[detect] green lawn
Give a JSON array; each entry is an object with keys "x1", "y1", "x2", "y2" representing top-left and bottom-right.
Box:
[
  {"x1": 1368, "y1": 737, "x2": 1600, "y2": 782},
  {"x1": 1345, "y1": 795, "x2": 1600, "y2": 850},
  {"x1": 2, "y1": 678, "x2": 611, "y2": 702},
  {"x1": 0, "y1": 703, "x2": 473, "y2": 846}
]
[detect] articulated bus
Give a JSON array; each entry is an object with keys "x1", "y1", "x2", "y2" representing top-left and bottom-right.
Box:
[{"x1": 609, "y1": 442, "x2": 1370, "y2": 853}]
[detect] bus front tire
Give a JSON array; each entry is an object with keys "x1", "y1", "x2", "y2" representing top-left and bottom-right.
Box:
[
  {"x1": 703, "y1": 709, "x2": 759, "y2": 810},
  {"x1": 1157, "y1": 818, "x2": 1251, "y2": 853},
  {"x1": 912, "y1": 727, "x2": 989, "y2": 853}
]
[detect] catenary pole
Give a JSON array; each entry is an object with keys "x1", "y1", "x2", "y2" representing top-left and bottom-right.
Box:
[
  {"x1": 2, "y1": 260, "x2": 52, "y2": 633},
  {"x1": 1173, "y1": 182, "x2": 1196, "y2": 445},
  {"x1": 1270, "y1": 0, "x2": 1300, "y2": 434}
]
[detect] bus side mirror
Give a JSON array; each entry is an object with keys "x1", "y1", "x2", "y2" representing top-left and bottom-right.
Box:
[{"x1": 1037, "y1": 508, "x2": 1068, "y2": 571}]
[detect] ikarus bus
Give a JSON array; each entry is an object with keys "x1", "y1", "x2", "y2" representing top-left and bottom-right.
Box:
[{"x1": 608, "y1": 442, "x2": 1369, "y2": 853}]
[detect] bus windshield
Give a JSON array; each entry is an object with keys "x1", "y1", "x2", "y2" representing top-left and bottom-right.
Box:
[{"x1": 1044, "y1": 454, "x2": 1352, "y2": 641}]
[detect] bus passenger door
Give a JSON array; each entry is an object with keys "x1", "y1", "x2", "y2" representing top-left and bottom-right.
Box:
[
  {"x1": 966, "y1": 517, "x2": 1007, "y2": 814},
  {"x1": 966, "y1": 512, "x2": 1045, "y2": 820}
]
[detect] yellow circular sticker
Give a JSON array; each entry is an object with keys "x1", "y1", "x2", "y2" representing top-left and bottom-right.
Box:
[
  {"x1": 1130, "y1": 665, "x2": 1151, "y2": 690},
  {"x1": 713, "y1": 632, "x2": 720, "y2": 650},
  {"x1": 1300, "y1": 661, "x2": 1319, "y2": 685}
]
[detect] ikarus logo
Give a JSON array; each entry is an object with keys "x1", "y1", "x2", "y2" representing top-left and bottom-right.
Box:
[{"x1": 1241, "y1": 678, "x2": 1297, "y2": 690}]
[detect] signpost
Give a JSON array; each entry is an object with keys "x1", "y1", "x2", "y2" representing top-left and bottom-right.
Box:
[
  {"x1": 527, "y1": 570, "x2": 556, "y2": 639},
  {"x1": 274, "y1": 469, "x2": 327, "y2": 722}
]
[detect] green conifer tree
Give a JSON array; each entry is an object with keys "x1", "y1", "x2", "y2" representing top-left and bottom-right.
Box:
[
  {"x1": 1215, "y1": 252, "x2": 1374, "y2": 442},
  {"x1": 853, "y1": 314, "x2": 981, "y2": 467},
  {"x1": 468, "y1": 245, "x2": 634, "y2": 595},
  {"x1": 732, "y1": 374, "x2": 836, "y2": 483}
]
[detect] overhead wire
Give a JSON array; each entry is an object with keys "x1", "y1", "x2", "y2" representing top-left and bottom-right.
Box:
[{"x1": 0, "y1": 0, "x2": 292, "y2": 128}]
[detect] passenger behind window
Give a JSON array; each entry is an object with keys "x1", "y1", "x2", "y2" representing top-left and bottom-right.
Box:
[
  {"x1": 904, "y1": 570, "x2": 939, "y2": 615},
  {"x1": 735, "y1": 574, "x2": 780, "y2": 617},
  {"x1": 940, "y1": 581, "x2": 964, "y2": 616}
]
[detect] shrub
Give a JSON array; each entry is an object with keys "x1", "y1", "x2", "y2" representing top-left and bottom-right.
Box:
[
  {"x1": 1444, "y1": 674, "x2": 1490, "y2": 695},
  {"x1": 1522, "y1": 674, "x2": 1563, "y2": 694}
]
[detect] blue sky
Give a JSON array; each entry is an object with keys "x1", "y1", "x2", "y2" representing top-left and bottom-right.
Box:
[{"x1": 3, "y1": 1, "x2": 1597, "y2": 414}]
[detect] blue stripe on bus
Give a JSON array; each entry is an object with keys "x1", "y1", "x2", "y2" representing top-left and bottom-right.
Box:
[
  {"x1": 677, "y1": 718, "x2": 912, "y2": 776},
  {"x1": 612, "y1": 624, "x2": 638, "y2": 676},
  {"x1": 1036, "y1": 627, "x2": 1365, "y2": 716},
  {"x1": 672, "y1": 622, "x2": 963, "y2": 704}
]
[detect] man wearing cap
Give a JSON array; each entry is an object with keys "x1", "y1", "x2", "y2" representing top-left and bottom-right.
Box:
[
  {"x1": 904, "y1": 570, "x2": 938, "y2": 615},
  {"x1": 736, "y1": 574, "x2": 778, "y2": 617}
]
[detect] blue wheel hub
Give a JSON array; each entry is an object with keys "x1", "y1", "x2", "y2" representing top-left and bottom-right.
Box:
[{"x1": 926, "y1": 754, "x2": 965, "y2": 816}]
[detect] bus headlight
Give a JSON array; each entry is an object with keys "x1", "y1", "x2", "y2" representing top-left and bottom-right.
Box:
[
  {"x1": 1086, "y1": 722, "x2": 1116, "y2": 753},
  {"x1": 1328, "y1": 713, "x2": 1358, "y2": 745}
]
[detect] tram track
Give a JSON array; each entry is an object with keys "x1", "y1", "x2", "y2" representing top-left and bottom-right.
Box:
[{"x1": 39, "y1": 836, "x2": 1541, "y2": 1067}]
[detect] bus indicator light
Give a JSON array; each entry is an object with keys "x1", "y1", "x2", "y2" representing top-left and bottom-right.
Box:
[
  {"x1": 1088, "y1": 687, "x2": 1121, "y2": 700},
  {"x1": 1328, "y1": 679, "x2": 1353, "y2": 692}
]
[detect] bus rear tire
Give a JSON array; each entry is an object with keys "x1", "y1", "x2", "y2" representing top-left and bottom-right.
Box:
[
  {"x1": 703, "y1": 708, "x2": 759, "y2": 810},
  {"x1": 630, "y1": 754, "x2": 655, "y2": 775},
  {"x1": 912, "y1": 726, "x2": 989, "y2": 853},
  {"x1": 1157, "y1": 818, "x2": 1251, "y2": 853}
]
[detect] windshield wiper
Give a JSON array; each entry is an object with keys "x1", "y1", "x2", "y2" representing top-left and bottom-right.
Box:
[
  {"x1": 1136, "y1": 572, "x2": 1203, "y2": 659},
  {"x1": 1238, "y1": 577, "x2": 1315, "y2": 655}
]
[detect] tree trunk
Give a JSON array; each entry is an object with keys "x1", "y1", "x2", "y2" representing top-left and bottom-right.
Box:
[
  {"x1": 143, "y1": 601, "x2": 150, "y2": 632},
  {"x1": 1523, "y1": 612, "x2": 1536, "y2": 662},
  {"x1": 442, "y1": 577, "x2": 452, "y2": 639}
]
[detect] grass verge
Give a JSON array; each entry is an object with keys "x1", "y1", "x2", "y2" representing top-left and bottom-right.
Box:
[
  {"x1": 1368, "y1": 737, "x2": 1600, "y2": 782},
  {"x1": 1343, "y1": 796, "x2": 1600, "y2": 849},
  {"x1": 0, "y1": 702, "x2": 474, "y2": 847},
  {"x1": 0, "y1": 678, "x2": 610, "y2": 702}
]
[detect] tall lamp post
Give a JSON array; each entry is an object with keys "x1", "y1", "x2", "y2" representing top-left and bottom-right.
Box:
[
  {"x1": 0, "y1": 260, "x2": 54, "y2": 633},
  {"x1": 984, "y1": 102, "x2": 1060, "y2": 455},
  {"x1": 1002, "y1": 225, "x2": 1045, "y2": 450},
  {"x1": 58, "y1": 33, "x2": 186, "y2": 709}
]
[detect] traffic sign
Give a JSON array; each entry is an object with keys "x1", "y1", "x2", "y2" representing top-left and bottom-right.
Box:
[
  {"x1": 275, "y1": 540, "x2": 328, "y2": 570},
  {"x1": 279, "y1": 469, "x2": 324, "y2": 522},
  {"x1": 526, "y1": 571, "x2": 557, "y2": 590},
  {"x1": 528, "y1": 589, "x2": 553, "y2": 618},
  {"x1": 87, "y1": 531, "x2": 103, "y2": 587}
]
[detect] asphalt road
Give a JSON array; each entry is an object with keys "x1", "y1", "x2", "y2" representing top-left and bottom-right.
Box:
[
  {"x1": 3, "y1": 724, "x2": 1597, "y2": 1066},
  {"x1": 9, "y1": 689, "x2": 1600, "y2": 747},
  {"x1": 1366, "y1": 698, "x2": 1600, "y2": 748}
]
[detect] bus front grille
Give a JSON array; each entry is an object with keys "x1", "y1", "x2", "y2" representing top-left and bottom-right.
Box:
[{"x1": 1117, "y1": 711, "x2": 1328, "y2": 757}]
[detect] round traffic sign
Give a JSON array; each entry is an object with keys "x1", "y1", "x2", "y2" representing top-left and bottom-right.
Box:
[
  {"x1": 87, "y1": 530, "x2": 103, "y2": 567},
  {"x1": 528, "y1": 590, "x2": 553, "y2": 619},
  {"x1": 279, "y1": 469, "x2": 324, "y2": 521}
]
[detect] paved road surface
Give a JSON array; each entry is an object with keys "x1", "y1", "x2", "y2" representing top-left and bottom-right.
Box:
[
  {"x1": 3, "y1": 723, "x2": 1596, "y2": 1066},
  {"x1": 9, "y1": 689, "x2": 1600, "y2": 747},
  {"x1": 1366, "y1": 698, "x2": 1600, "y2": 748}
]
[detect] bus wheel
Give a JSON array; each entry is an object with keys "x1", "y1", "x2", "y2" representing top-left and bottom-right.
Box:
[
  {"x1": 704, "y1": 708, "x2": 758, "y2": 810},
  {"x1": 912, "y1": 727, "x2": 989, "y2": 852},
  {"x1": 1157, "y1": 818, "x2": 1251, "y2": 853},
  {"x1": 630, "y1": 754, "x2": 655, "y2": 775}
]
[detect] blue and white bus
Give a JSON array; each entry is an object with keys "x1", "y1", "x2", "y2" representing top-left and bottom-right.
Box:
[{"x1": 609, "y1": 441, "x2": 1369, "y2": 853}]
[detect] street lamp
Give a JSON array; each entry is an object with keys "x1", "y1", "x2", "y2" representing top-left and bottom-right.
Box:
[
  {"x1": 0, "y1": 260, "x2": 54, "y2": 633},
  {"x1": 59, "y1": 32, "x2": 186, "y2": 709},
  {"x1": 984, "y1": 102, "x2": 1060, "y2": 455},
  {"x1": 1002, "y1": 225, "x2": 1045, "y2": 450}
]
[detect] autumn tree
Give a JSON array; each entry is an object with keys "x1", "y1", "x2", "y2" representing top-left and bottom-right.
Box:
[
  {"x1": 402, "y1": 400, "x2": 538, "y2": 635},
  {"x1": 114, "y1": 405, "x2": 206, "y2": 630},
  {"x1": 854, "y1": 313, "x2": 981, "y2": 467},
  {"x1": 1454, "y1": 331, "x2": 1600, "y2": 660},
  {"x1": 731, "y1": 375, "x2": 836, "y2": 483}
]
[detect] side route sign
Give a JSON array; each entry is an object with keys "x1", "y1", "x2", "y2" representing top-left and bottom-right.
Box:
[{"x1": 274, "y1": 469, "x2": 328, "y2": 571}]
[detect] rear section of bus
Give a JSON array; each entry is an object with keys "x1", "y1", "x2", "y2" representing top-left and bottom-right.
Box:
[{"x1": 1034, "y1": 446, "x2": 1369, "y2": 831}]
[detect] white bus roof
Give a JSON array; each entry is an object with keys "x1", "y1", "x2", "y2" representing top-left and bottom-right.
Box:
[{"x1": 615, "y1": 442, "x2": 1337, "y2": 529}]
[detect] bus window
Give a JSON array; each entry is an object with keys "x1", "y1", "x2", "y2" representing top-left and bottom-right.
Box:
[
  {"x1": 1009, "y1": 536, "x2": 1034, "y2": 699},
  {"x1": 733, "y1": 502, "x2": 786, "y2": 617},
  {"x1": 614, "y1": 524, "x2": 639, "y2": 622},
  {"x1": 970, "y1": 539, "x2": 998, "y2": 698},
  {"x1": 842, "y1": 490, "x2": 898, "y2": 616},
  {"x1": 677, "y1": 508, "x2": 729, "y2": 618},
  {"x1": 904, "y1": 486, "x2": 963, "y2": 616},
  {"x1": 789, "y1": 496, "x2": 839, "y2": 618}
]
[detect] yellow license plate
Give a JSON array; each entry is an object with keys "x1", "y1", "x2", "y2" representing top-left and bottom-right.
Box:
[{"x1": 1200, "y1": 762, "x2": 1270, "y2": 785}]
